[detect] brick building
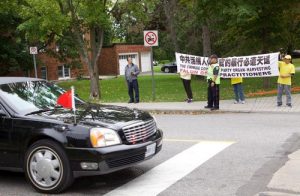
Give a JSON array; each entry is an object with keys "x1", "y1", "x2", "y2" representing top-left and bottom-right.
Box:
[
  {"x1": 99, "y1": 44, "x2": 152, "y2": 76},
  {"x1": 23, "y1": 44, "x2": 152, "y2": 81}
]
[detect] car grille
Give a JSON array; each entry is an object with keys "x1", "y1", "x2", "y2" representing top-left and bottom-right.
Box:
[
  {"x1": 122, "y1": 120, "x2": 156, "y2": 143},
  {"x1": 106, "y1": 153, "x2": 145, "y2": 168}
]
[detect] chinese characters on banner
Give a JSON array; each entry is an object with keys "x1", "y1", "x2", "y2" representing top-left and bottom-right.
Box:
[
  {"x1": 175, "y1": 53, "x2": 209, "y2": 76},
  {"x1": 175, "y1": 52, "x2": 280, "y2": 78}
]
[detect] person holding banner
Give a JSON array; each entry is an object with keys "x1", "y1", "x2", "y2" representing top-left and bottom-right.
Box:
[
  {"x1": 277, "y1": 55, "x2": 295, "y2": 107},
  {"x1": 180, "y1": 71, "x2": 193, "y2": 103},
  {"x1": 231, "y1": 77, "x2": 245, "y2": 104},
  {"x1": 205, "y1": 54, "x2": 221, "y2": 110}
]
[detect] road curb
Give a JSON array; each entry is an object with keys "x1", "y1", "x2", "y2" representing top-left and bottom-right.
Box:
[
  {"x1": 255, "y1": 192, "x2": 300, "y2": 196},
  {"x1": 136, "y1": 109, "x2": 300, "y2": 115}
]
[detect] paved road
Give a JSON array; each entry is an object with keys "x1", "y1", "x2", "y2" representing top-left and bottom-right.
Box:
[{"x1": 0, "y1": 113, "x2": 300, "y2": 196}]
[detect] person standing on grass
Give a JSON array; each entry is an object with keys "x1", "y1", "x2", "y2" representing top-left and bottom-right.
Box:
[
  {"x1": 231, "y1": 77, "x2": 245, "y2": 104},
  {"x1": 125, "y1": 57, "x2": 140, "y2": 103},
  {"x1": 277, "y1": 55, "x2": 295, "y2": 107},
  {"x1": 180, "y1": 71, "x2": 193, "y2": 103},
  {"x1": 205, "y1": 54, "x2": 221, "y2": 110}
]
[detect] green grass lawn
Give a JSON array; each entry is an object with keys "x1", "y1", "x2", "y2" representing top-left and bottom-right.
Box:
[
  {"x1": 293, "y1": 58, "x2": 300, "y2": 67},
  {"x1": 57, "y1": 72, "x2": 300, "y2": 103},
  {"x1": 153, "y1": 65, "x2": 162, "y2": 73}
]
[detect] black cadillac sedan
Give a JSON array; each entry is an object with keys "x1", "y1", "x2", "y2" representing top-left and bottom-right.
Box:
[{"x1": 0, "y1": 77, "x2": 163, "y2": 193}]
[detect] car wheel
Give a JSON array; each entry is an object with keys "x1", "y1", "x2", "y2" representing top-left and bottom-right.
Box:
[
  {"x1": 25, "y1": 139, "x2": 73, "y2": 194},
  {"x1": 164, "y1": 67, "x2": 170, "y2": 73}
]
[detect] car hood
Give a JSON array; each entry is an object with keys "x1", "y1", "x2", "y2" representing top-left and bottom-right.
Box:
[{"x1": 31, "y1": 103, "x2": 153, "y2": 129}]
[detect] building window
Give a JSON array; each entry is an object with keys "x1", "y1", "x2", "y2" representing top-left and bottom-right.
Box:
[
  {"x1": 41, "y1": 66, "x2": 47, "y2": 80},
  {"x1": 58, "y1": 65, "x2": 70, "y2": 79},
  {"x1": 119, "y1": 54, "x2": 136, "y2": 60}
]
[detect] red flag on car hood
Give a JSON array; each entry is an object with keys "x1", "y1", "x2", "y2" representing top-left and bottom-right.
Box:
[{"x1": 57, "y1": 87, "x2": 75, "y2": 111}]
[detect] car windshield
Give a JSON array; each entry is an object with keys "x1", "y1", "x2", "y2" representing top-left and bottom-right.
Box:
[{"x1": 0, "y1": 80, "x2": 85, "y2": 115}]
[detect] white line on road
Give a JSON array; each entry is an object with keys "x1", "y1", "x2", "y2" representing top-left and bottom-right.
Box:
[
  {"x1": 104, "y1": 141, "x2": 234, "y2": 196},
  {"x1": 164, "y1": 138, "x2": 235, "y2": 143}
]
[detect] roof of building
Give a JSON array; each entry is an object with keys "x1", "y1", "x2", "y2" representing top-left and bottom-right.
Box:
[
  {"x1": 0, "y1": 77, "x2": 43, "y2": 85},
  {"x1": 102, "y1": 43, "x2": 149, "y2": 48}
]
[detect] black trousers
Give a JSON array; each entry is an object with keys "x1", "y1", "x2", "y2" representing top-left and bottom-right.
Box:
[
  {"x1": 182, "y1": 79, "x2": 193, "y2": 99},
  {"x1": 207, "y1": 81, "x2": 219, "y2": 108},
  {"x1": 127, "y1": 79, "x2": 139, "y2": 102}
]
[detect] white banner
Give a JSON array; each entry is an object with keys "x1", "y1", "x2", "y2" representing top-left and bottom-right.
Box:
[
  {"x1": 175, "y1": 53, "x2": 209, "y2": 76},
  {"x1": 176, "y1": 52, "x2": 280, "y2": 78}
]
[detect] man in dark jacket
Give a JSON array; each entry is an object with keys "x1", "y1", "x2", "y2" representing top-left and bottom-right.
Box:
[{"x1": 125, "y1": 57, "x2": 140, "y2": 103}]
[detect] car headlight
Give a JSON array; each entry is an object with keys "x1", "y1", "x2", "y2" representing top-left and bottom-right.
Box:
[{"x1": 90, "y1": 128, "x2": 121, "y2": 147}]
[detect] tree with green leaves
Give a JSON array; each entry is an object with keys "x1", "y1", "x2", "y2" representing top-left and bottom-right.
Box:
[
  {"x1": 0, "y1": 0, "x2": 32, "y2": 76},
  {"x1": 215, "y1": 0, "x2": 299, "y2": 87},
  {"x1": 111, "y1": 0, "x2": 160, "y2": 44},
  {"x1": 18, "y1": 0, "x2": 116, "y2": 100}
]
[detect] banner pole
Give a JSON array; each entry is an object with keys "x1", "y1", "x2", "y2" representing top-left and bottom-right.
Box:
[{"x1": 72, "y1": 86, "x2": 77, "y2": 125}]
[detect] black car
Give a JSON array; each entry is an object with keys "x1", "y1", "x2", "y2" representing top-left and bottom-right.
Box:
[
  {"x1": 0, "y1": 77, "x2": 163, "y2": 193},
  {"x1": 292, "y1": 50, "x2": 300, "y2": 59},
  {"x1": 161, "y1": 62, "x2": 178, "y2": 73}
]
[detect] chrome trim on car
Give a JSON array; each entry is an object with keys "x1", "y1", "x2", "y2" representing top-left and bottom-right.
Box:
[{"x1": 122, "y1": 120, "x2": 156, "y2": 143}]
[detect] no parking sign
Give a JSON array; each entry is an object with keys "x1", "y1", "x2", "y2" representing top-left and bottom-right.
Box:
[
  {"x1": 30, "y1": 47, "x2": 38, "y2": 54},
  {"x1": 144, "y1": 31, "x2": 158, "y2": 47}
]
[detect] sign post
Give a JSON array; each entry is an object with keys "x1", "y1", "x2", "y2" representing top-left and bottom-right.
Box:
[
  {"x1": 30, "y1": 47, "x2": 38, "y2": 78},
  {"x1": 144, "y1": 30, "x2": 158, "y2": 101}
]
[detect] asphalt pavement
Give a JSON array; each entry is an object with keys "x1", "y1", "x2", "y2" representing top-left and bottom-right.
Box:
[
  {"x1": 1, "y1": 113, "x2": 300, "y2": 195},
  {"x1": 0, "y1": 96, "x2": 299, "y2": 195},
  {"x1": 104, "y1": 95, "x2": 300, "y2": 196}
]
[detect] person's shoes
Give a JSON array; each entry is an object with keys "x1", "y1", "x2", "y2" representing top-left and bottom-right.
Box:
[
  {"x1": 204, "y1": 105, "x2": 213, "y2": 109},
  {"x1": 211, "y1": 107, "x2": 219, "y2": 111},
  {"x1": 277, "y1": 103, "x2": 282, "y2": 107},
  {"x1": 287, "y1": 103, "x2": 292, "y2": 107},
  {"x1": 241, "y1": 100, "x2": 245, "y2": 104},
  {"x1": 135, "y1": 100, "x2": 139, "y2": 103},
  {"x1": 128, "y1": 100, "x2": 134, "y2": 103},
  {"x1": 234, "y1": 101, "x2": 239, "y2": 104},
  {"x1": 187, "y1": 99, "x2": 193, "y2": 103}
]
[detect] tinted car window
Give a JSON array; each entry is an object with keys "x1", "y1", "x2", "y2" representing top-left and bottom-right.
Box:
[{"x1": 0, "y1": 81, "x2": 84, "y2": 115}]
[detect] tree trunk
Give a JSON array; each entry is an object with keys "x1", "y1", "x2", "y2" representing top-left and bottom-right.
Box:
[
  {"x1": 259, "y1": 5, "x2": 272, "y2": 90},
  {"x1": 89, "y1": 27, "x2": 104, "y2": 100},
  {"x1": 88, "y1": 62, "x2": 100, "y2": 99},
  {"x1": 261, "y1": 26, "x2": 271, "y2": 89},
  {"x1": 163, "y1": 0, "x2": 179, "y2": 52},
  {"x1": 68, "y1": 0, "x2": 102, "y2": 101},
  {"x1": 202, "y1": 24, "x2": 211, "y2": 56}
]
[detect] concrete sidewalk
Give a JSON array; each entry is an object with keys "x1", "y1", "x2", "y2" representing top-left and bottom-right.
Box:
[
  {"x1": 256, "y1": 149, "x2": 300, "y2": 196},
  {"x1": 106, "y1": 94, "x2": 300, "y2": 114}
]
